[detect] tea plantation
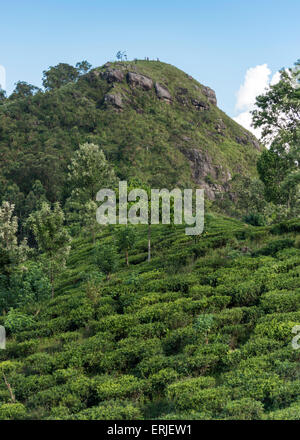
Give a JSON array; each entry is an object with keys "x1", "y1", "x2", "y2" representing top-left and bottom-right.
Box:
[{"x1": 0, "y1": 214, "x2": 299, "y2": 420}]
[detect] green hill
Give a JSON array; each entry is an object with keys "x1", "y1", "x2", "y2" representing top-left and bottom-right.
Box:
[
  {"x1": 0, "y1": 60, "x2": 261, "y2": 202},
  {"x1": 0, "y1": 215, "x2": 299, "y2": 420},
  {"x1": 0, "y1": 59, "x2": 299, "y2": 422}
]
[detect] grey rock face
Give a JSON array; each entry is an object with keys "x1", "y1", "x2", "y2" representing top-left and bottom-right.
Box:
[
  {"x1": 155, "y1": 82, "x2": 172, "y2": 101},
  {"x1": 180, "y1": 147, "x2": 231, "y2": 200},
  {"x1": 236, "y1": 134, "x2": 261, "y2": 151},
  {"x1": 127, "y1": 72, "x2": 153, "y2": 90},
  {"x1": 103, "y1": 93, "x2": 123, "y2": 109},
  {"x1": 176, "y1": 88, "x2": 189, "y2": 105},
  {"x1": 191, "y1": 98, "x2": 209, "y2": 111},
  {"x1": 247, "y1": 135, "x2": 261, "y2": 151},
  {"x1": 102, "y1": 69, "x2": 124, "y2": 83},
  {"x1": 202, "y1": 86, "x2": 217, "y2": 106},
  {"x1": 215, "y1": 118, "x2": 226, "y2": 135}
]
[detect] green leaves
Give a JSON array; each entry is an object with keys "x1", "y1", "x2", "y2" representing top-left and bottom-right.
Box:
[
  {"x1": 27, "y1": 202, "x2": 71, "y2": 297},
  {"x1": 94, "y1": 242, "x2": 118, "y2": 279},
  {"x1": 5, "y1": 309, "x2": 34, "y2": 334},
  {"x1": 253, "y1": 60, "x2": 300, "y2": 214}
]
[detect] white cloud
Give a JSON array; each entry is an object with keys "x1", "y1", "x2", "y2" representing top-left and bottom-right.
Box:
[
  {"x1": 0, "y1": 65, "x2": 6, "y2": 90},
  {"x1": 270, "y1": 71, "x2": 281, "y2": 86},
  {"x1": 234, "y1": 64, "x2": 281, "y2": 139},
  {"x1": 235, "y1": 64, "x2": 271, "y2": 112}
]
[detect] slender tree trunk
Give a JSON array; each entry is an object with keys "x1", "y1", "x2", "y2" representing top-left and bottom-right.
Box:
[
  {"x1": 125, "y1": 249, "x2": 129, "y2": 266},
  {"x1": 92, "y1": 227, "x2": 95, "y2": 245},
  {"x1": 50, "y1": 264, "x2": 54, "y2": 299},
  {"x1": 3, "y1": 373, "x2": 15, "y2": 403},
  {"x1": 287, "y1": 191, "x2": 291, "y2": 211},
  {"x1": 148, "y1": 223, "x2": 151, "y2": 262}
]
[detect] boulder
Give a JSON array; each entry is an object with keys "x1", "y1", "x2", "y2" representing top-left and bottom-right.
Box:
[
  {"x1": 155, "y1": 82, "x2": 172, "y2": 101},
  {"x1": 215, "y1": 118, "x2": 226, "y2": 134},
  {"x1": 103, "y1": 93, "x2": 123, "y2": 109},
  {"x1": 102, "y1": 69, "x2": 124, "y2": 83},
  {"x1": 191, "y1": 98, "x2": 209, "y2": 111},
  {"x1": 127, "y1": 72, "x2": 153, "y2": 90},
  {"x1": 202, "y1": 86, "x2": 217, "y2": 106}
]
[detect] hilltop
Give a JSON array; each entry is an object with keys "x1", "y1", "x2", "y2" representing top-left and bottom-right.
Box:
[{"x1": 0, "y1": 60, "x2": 261, "y2": 202}]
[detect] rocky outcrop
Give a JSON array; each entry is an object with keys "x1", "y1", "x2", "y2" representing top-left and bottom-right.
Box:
[
  {"x1": 202, "y1": 86, "x2": 217, "y2": 106},
  {"x1": 215, "y1": 118, "x2": 226, "y2": 135},
  {"x1": 103, "y1": 93, "x2": 123, "y2": 109},
  {"x1": 127, "y1": 72, "x2": 153, "y2": 90},
  {"x1": 180, "y1": 147, "x2": 231, "y2": 199},
  {"x1": 236, "y1": 133, "x2": 261, "y2": 151},
  {"x1": 102, "y1": 68, "x2": 124, "y2": 83},
  {"x1": 191, "y1": 98, "x2": 209, "y2": 111},
  {"x1": 155, "y1": 82, "x2": 172, "y2": 102},
  {"x1": 176, "y1": 88, "x2": 189, "y2": 105}
]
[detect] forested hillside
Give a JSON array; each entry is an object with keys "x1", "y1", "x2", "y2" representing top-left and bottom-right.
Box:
[{"x1": 0, "y1": 60, "x2": 261, "y2": 206}]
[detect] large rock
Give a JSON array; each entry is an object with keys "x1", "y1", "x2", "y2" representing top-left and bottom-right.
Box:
[
  {"x1": 191, "y1": 98, "x2": 209, "y2": 111},
  {"x1": 236, "y1": 133, "x2": 261, "y2": 151},
  {"x1": 102, "y1": 68, "x2": 124, "y2": 83},
  {"x1": 180, "y1": 147, "x2": 231, "y2": 199},
  {"x1": 215, "y1": 118, "x2": 226, "y2": 135},
  {"x1": 127, "y1": 72, "x2": 153, "y2": 90},
  {"x1": 155, "y1": 82, "x2": 172, "y2": 102},
  {"x1": 202, "y1": 86, "x2": 217, "y2": 106},
  {"x1": 103, "y1": 93, "x2": 123, "y2": 109}
]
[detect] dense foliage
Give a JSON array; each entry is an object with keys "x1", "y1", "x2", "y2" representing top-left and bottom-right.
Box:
[
  {"x1": 0, "y1": 58, "x2": 299, "y2": 421},
  {"x1": 0, "y1": 215, "x2": 299, "y2": 420},
  {"x1": 0, "y1": 60, "x2": 260, "y2": 212}
]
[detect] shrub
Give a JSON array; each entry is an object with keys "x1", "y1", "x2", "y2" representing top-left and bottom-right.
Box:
[
  {"x1": 267, "y1": 401, "x2": 300, "y2": 420},
  {"x1": 223, "y1": 398, "x2": 264, "y2": 420},
  {"x1": 149, "y1": 368, "x2": 178, "y2": 393},
  {"x1": 5, "y1": 309, "x2": 34, "y2": 334},
  {"x1": 0, "y1": 403, "x2": 27, "y2": 420},
  {"x1": 167, "y1": 377, "x2": 230, "y2": 412},
  {"x1": 244, "y1": 213, "x2": 265, "y2": 227},
  {"x1": 71, "y1": 400, "x2": 142, "y2": 420},
  {"x1": 94, "y1": 375, "x2": 146, "y2": 401},
  {"x1": 23, "y1": 352, "x2": 55, "y2": 375},
  {"x1": 194, "y1": 314, "x2": 215, "y2": 343},
  {"x1": 254, "y1": 239, "x2": 295, "y2": 257}
]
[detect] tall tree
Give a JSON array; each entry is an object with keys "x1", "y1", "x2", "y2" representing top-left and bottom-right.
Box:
[
  {"x1": 67, "y1": 143, "x2": 117, "y2": 242},
  {"x1": 0, "y1": 202, "x2": 28, "y2": 273},
  {"x1": 94, "y1": 243, "x2": 118, "y2": 280},
  {"x1": 0, "y1": 88, "x2": 6, "y2": 103},
  {"x1": 75, "y1": 61, "x2": 92, "y2": 75},
  {"x1": 27, "y1": 202, "x2": 71, "y2": 298},
  {"x1": 68, "y1": 143, "x2": 117, "y2": 201},
  {"x1": 42, "y1": 61, "x2": 92, "y2": 91},
  {"x1": 252, "y1": 60, "x2": 300, "y2": 211},
  {"x1": 42, "y1": 63, "x2": 79, "y2": 91},
  {"x1": 9, "y1": 81, "x2": 40, "y2": 100},
  {"x1": 252, "y1": 60, "x2": 300, "y2": 144},
  {"x1": 116, "y1": 226, "x2": 136, "y2": 266}
]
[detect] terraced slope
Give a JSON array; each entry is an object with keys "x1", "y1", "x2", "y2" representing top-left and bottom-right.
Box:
[{"x1": 0, "y1": 216, "x2": 299, "y2": 420}]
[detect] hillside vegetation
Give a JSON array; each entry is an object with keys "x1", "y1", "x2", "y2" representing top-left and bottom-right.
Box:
[
  {"x1": 0, "y1": 215, "x2": 299, "y2": 420},
  {"x1": 0, "y1": 60, "x2": 261, "y2": 204}
]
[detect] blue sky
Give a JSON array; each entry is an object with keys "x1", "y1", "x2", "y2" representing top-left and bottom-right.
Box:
[{"x1": 1, "y1": 0, "x2": 299, "y2": 126}]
